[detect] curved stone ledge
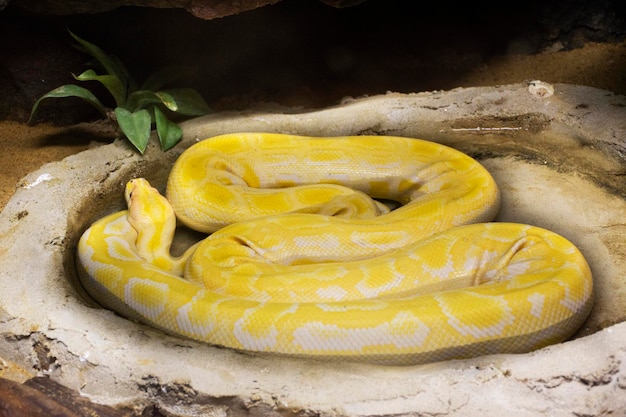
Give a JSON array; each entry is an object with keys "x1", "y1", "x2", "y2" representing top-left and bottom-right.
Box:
[{"x1": 1, "y1": 83, "x2": 625, "y2": 416}]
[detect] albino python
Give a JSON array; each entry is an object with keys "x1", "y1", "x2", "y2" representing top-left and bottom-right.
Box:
[{"x1": 77, "y1": 133, "x2": 593, "y2": 365}]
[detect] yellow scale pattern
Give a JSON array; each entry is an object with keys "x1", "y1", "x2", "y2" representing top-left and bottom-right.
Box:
[{"x1": 76, "y1": 133, "x2": 593, "y2": 365}]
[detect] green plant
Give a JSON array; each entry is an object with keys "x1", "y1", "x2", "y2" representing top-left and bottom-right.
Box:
[{"x1": 29, "y1": 29, "x2": 210, "y2": 154}]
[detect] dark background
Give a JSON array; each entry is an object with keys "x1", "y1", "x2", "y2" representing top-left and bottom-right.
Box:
[{"x1": 2, "y1": 0, "x2": 625, "y2": 124}]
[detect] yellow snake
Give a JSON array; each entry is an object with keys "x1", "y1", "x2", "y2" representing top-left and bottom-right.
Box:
[{"x1": 76, "y1": 133, "x2": 593, "y2": 365}]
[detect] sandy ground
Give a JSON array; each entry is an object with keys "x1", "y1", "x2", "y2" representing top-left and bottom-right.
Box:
[{"x1": 2, "y1": 40, "x2": 626, "y2": 211}]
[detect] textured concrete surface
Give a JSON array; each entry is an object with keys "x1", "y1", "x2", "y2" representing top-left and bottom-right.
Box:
[{"x1": 1, "y1": 83, "x2": 625, "y2": 416}]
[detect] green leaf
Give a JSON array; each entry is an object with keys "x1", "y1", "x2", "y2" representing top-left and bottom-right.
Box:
[
  {"x1": 154, "y1": 91, "x2": 178, "y2": 112},
  {"x1": 154, "y1": 106, "x2": 183, "y2": 151},
  {"x1": 125, "y1": 90, "x2": 164, "y2": 112},
  {"x1": 159, "y1": 88, "x2": 210, "y2": 116},
  {"x1": 67, "y1": 28, "x2": 134, "y2": 93},
  {"x1": 115, "y1": 107, "x2": 152, "y2": 154},
  {"x1": 74, "y1": 69, "x2": 126, "y2": 107},
  {"x1": 126, "y1": 90, "x2": 179, "y2": 113},
  {"x1": 29, "y1": 84, "x2": 107, "y2": 123}
]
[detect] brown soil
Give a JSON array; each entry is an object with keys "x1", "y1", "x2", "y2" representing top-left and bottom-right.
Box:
[{"x1": 0, "y1": 121, "x2": 114, "y2": 209}]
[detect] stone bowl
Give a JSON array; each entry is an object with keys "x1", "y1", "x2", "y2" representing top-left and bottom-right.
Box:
[{"x1": 1, "y1": 83, "x2": 625, "y2": 416}]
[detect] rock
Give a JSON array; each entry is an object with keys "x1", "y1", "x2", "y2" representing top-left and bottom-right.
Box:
[
  {"x1": 0, "y1": 377, "x2": 133, "y2": 417},
  {"x1": 7, "y1": 0, "x2": 282, "y2": 19},
  {"x1": 6, "y1": 0, "x2": 370, "y2": 19},
  {"x1": 0, "y1": 84, "x2": 625, "y2": 416}
]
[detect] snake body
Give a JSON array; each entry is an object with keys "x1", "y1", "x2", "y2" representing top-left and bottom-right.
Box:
[{"x1": 77, "y1": 133, "x2": 593, "y2": 365}]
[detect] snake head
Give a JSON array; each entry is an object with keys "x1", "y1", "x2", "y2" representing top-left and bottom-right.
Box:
[
  {"x1": 125, "y1": 178, "x2": 201, "y2": 275},
  {"x1": 125, "y1": 177, "x2": 153, "y2": 203},
  {"x1": 124, "y1": 178, "x2": 178, "y2": 260},
  {"x1": 125, "y1": 178, "x2": 175, "y2": 226}
]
